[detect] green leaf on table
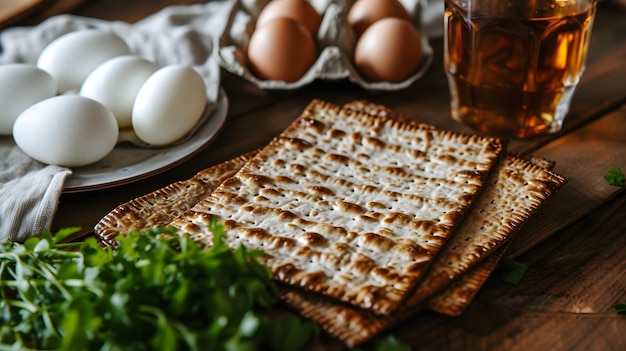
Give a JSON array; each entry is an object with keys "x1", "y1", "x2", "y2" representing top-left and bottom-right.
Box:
[
  {"x1": 499, "y1": 257, "x2": 528, "y2": 284},
  {"x1": 615, "y1": 301, "x2": 626, "y2": 314},
  {"x1": 604, "y1": 167, "x2": 625, "y2": 186}
]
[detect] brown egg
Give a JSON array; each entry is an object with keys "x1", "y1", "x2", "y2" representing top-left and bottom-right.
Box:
[
  {"x1": 256, "y1": 0, "x2": 322, "y2": 36},
  {"x1": 347, "y1": 0, "x2": 411, "y2": 37},
  {"x1": 354, "y1": 17, "x2": 423, "y2": 82},
  {"x1": 247, "y1": 17, "x2": 317, "y2": 82}
]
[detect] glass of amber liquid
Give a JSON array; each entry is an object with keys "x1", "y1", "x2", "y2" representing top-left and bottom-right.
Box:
[{"x1": 444, "y1": 0, "x2": 597, "y2": 138}]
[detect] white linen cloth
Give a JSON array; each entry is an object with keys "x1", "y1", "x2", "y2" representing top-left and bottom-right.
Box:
[
  {"x1": 0, "y1": 1, "x2": 231, "y2": 243},
  {"x1": 0, "y1": 147, "x2": 71, "y2": 242}
]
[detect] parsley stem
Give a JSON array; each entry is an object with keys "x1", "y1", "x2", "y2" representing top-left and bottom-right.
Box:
[
  {"x1": 5, "y1": 298, "x2": 38, "y2": 313},
  {"x1": 41, "y1": 307, "x2": 62, "y2": 339},
  {"x1": 52, "y1": 242, "x2": 84, "y2": 250}
]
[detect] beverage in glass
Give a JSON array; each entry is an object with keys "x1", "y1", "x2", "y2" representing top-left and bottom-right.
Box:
[{"x1": 444, "y1": 0, "x2": 597, "y2": 138}]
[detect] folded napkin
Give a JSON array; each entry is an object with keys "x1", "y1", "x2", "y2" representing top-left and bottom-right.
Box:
[
  {"x1": 0, "y1": 1, "x2": 231, "y2": 243},
  {"x1": 0, "y1": 147, "x2": 71, "y2": 243}
]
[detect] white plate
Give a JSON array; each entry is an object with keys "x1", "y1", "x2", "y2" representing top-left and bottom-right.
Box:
[{"x1": 62, "y1": 88, "x2": 228, "y2": 193}]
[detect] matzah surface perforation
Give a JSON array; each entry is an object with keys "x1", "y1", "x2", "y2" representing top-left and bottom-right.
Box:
[
  {"x1": 171, "y1": 99, "x2": 504, "y2": 315},
  {"x1": 281, "y1": 155, "x2": 566, "y2": 346}
]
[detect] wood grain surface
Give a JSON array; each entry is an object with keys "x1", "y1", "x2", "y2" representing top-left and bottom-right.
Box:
[
  {"x1": 0, "y1": 0, "x2": 86, "y2": 28},
  {"x1": 4, "y1": 1, "x2": 625, "y2": 350},
  {"x1": 0, "y1": 0, "x2": 44, "y2": 27}
]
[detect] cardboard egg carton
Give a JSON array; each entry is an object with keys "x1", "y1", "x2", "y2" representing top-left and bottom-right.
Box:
[{"x1": 217, "y1": 0, "x2": 434, "y2": 90}]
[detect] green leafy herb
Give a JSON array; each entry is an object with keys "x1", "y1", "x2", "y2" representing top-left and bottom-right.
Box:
[
  {"x1": 604, "y1": 167, "x2": 625, "y2": 187},
  {"x1": 615, "y1": 301, "x2": 626, "y2": 314},
  {"x1": 0, "y1": 218, "x2": 318, "y2": 350},
  {"x1": 499, "y1": 257, "x2": 528, "y2": 285}
]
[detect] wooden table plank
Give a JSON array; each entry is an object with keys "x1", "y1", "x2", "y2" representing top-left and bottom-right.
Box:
[
  {"x1": 0, "y1": 0, "x2": 88, "y2": 28},
  {"x1": 0, "y1": 0, "x2": 44, "y2": 27},
  {"x1": 4, "y1": 1, "x2": 624, "y2": 350},
  {"x1": 508, "y1": 106, "x2": 626, "y2": 257},
  {"x1": 381, "y1": 192, "x2": 626, "y2": 351}
]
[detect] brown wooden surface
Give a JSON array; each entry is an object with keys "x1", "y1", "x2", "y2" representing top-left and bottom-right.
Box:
[
  {"x1": 0, "y1": 0, "x2": 87, "y2": 28},
  {"x1": 4, "y1": 0, "x2": 625, "y2": 349}
]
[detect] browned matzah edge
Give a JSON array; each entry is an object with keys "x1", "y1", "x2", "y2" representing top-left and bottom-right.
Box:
[
  {"x1": 423, "y1": 154, "x2": 562, "y2": 316},
  {"x1": 94, "y1": 151, "x2": 256, "y2": 246},
  {"x1": 402, "y1": 155, "x2": 567, "y2": 307},
  {"x1": 425, "y1": 241, "x2": 511, "y2": 316}
]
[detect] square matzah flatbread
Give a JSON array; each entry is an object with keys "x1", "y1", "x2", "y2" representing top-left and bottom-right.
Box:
[
  {"x1": 280, "y1": 154, "x2": 566, "y2": 346},
  {"x1": 170, "y1": 99, "x2": 505, "y2": 315}
]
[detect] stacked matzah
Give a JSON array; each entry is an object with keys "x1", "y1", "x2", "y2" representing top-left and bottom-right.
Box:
[
  {"x1": 95, "y1": 99, "x2": 566, "y2": 347},
  {"x1": 171, "y1": 99, "x2": 504, "y2": 315},
  {"x1": 279, "y1": 154, "x2": 566, "y2": 345}
]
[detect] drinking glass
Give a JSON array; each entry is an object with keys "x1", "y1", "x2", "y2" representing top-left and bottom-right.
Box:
[{"x1": 444, "y1": 0, "x2": 598, "y2": 138}]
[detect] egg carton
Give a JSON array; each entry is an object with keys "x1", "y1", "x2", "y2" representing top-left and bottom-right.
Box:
[{"x1": 217, "y1": 0, "x2": 434, "y2": 90}]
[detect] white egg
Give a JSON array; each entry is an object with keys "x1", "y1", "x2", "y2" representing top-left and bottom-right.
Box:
[
  {"x1": 132, "y1": 65, "x2": 207, "y2": 146},
  {"x1": 0, "y1": 64, "x2": 56, "y2": 135},
  {"x1": 80, "y1": 55, "x2": 159, "y2": 128},
  {"x1": 13, "y1": 95, "x2": 119, "y2": 167},
  {"x1": 37, "y1": 30, "x2": 131, "y2": 93}
]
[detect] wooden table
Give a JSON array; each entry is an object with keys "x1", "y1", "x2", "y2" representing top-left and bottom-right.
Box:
[{"x1": 7, "y1": 1, "x2": 626, "y2": 350}]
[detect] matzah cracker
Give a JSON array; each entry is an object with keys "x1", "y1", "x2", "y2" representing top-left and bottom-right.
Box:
[
  {"x1": 280, "y1": 154, "x2": 566, "y2": 346},
  {"x1": 403, "y1": 155, "x2": 567, "y2": 306},
  {"x1": 425, "y1": 242, "x2": 510, "y2": 316},
  {"x1": 94, "y1": 151, "x2": 256, "y2": 246},
  {"x1": 93, "y1": 100, "x2": 416, "y2": 246},
  {"x1": 424, "y1": 154, "x2": 562, "y2": 316},
  {"x1": 342, "y1": 100, "x2": 412, "y2": 123},
  {"x1": 171, "y1": 99, "x2": 504, "y2": 315}
]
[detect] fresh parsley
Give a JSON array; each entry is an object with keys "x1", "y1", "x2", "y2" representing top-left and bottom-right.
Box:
[
  {"x1": 0, "y1": 218, "x2": 319, "y2": 351},
  {"x1": 499, "y1": 257, "x2": 528, "y2": 285},
  {"x1": 604, "y1": 167, "x2": 625, "y2": 187}
]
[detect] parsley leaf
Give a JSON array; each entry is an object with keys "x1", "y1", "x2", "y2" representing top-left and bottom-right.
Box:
[
  {"x1": 604, "y1": 167, "x2": 625, "y2": 187},
  {"x1": 0, "y1": 219, "x2": 319, "y2": 350},
  {"x1": 499, "y1": 257, "x2": 528, "y2": 284}
]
